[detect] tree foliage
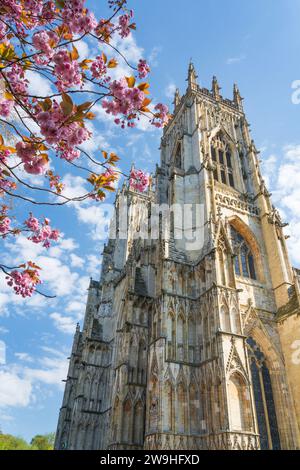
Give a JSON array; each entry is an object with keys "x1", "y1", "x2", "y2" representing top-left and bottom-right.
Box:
[{"x1": 0, "y1": 431, "x2": 55, "y2": 450}]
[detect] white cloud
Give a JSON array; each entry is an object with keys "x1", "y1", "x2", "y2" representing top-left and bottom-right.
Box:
[
  {"x1": 61, "y1": 174, "x2": 88, "y2": 200},
  {"x1": 70, "y1": 253, "x2": 84, "y2": 268},
  {"x1": 26, "y1": 70, "x2": 53, "y2": 97},
  {"x1": 23, "y1": 349, "x2": 68, "y2": 388},
  {"x1": 0, "y1": 340, "x2": 6, "y2": 365},
  {"x1": 75, "y1": 39, "x2": 90, "y2": 61},
  {"x1": 0, "y1": 370, "x2": 32, "y2": 408},
  {"x1": 15, "y1": 352, "x2": 34, "y2": 363},
  {"x1": 0, "y1": 233, "x2": 86, "y2": 311},
  {"x1": 226, "y1": 54, "x2": 246, "y2": 65},
  {"x1": 87, "y1": 254, "x2": 101, "y2": 277},
  {"x1": 75, "y1": 203, "x2": 113, "y2": 241},
  {"x1": 262, "y1": 144, "x2": 300, "y2": 265},
  {"x1": 148, "y1": 46, "x2": 161, "y2": 67},
  {"x1": 50, "y1": 312, "x2": 77, "y2": 335},
  {"x1": 165, "y1": 82, "x2": 176, "y2": 100}
]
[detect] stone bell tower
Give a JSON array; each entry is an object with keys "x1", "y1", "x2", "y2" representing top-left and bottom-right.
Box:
[{"x1": 55, "y1": 63, "x2": 300, "y2": 450}]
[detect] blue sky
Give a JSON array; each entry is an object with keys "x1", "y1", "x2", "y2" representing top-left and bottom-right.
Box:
[{"x1": 1, "y1": 0, "x2": 300, "y2": 442}]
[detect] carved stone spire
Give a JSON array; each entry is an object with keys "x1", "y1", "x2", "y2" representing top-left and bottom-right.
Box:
[
  {"x1": 212, "y1": 76, "x2": 221, "y2": 99},
  {"x1": 233, "y1": 83, "x2": 243, "y2": 111}
]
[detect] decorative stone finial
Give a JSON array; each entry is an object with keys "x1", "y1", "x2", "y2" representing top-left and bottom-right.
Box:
[
  {"x1": 212, "y1": 76, "x2": 221, "y2": 99},
  {"x1": 233, "y1": 83, "x2": 243, "y2": 110},
  {"x1": 187, "y1": 61, "x2": 198, "y2": 88},
  {"x1": 173, "y1": 88, "x2": 181, "y2": 109}
]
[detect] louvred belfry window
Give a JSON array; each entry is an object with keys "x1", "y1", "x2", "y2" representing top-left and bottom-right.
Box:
[{"x1": 211, "y1": 133, "x2": 235, "y2": 188}]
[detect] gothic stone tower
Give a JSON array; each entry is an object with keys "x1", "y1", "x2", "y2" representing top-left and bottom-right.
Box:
[{"x1": 55, "y1": 64, "x2": 300, "y2": 451}]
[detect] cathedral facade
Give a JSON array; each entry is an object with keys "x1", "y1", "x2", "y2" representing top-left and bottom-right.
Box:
[{"x1": 55, "y1": 64, "x2": 300, "y2": 450}]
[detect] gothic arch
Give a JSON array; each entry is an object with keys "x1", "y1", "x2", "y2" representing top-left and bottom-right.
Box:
[
  {"x1": 209, "y1": 128, "x2": 239, "y2": 189},
  {"x1": 231, "y1": 306, "x2": 241, "y2": 334},
  {"x1": 245, "y1": 323, "x2": 298, "y2": 449},
  {"x1": 172, "y1": 137, "x2": 183, "y2": 169},
  {"x1": 220, "y1": 304, "x2": 231, "y2": 332},
  {"x1": 177, "y1": 311, "x2": 185, "y2": 361},
  {"x1": 227, "y1": 371, "x2": 252, "y2": 432},
  {"x1": 133, "y1": 400, "x2": 145, "y2": 445},
  {"x1": 227, "y1": 215, "x2": 265, "y2": 283},
  {"x1": 112, "y1": 396, "x2": 120, "y2": 442},
  {"x1": 122, "y1": 398, "x2": 133, "y2": 443},
  {"x1": 177, "y1": 380, "x2": 187, "y2": 434},
  {"x1": 162, "y1": 379, "x2": 174, "y2": 432},
  {"x1": 167, "y1": 310, "x2": 176, "y2": 358},
  {"x1": 189, "y1": 380, "x2": 200, "y2": 434}
]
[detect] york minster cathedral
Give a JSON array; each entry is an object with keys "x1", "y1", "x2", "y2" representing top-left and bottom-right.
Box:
[{"x1": 55, "y1": 64, "x2": 300, "y2": 450}]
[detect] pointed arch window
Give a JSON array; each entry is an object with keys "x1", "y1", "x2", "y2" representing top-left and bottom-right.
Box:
[
  {"x1": 247, "y1": 337, "x2": 281, "y2": 450},
  {"x1": 228, "y1": 373, "x2": 252, "y2": 431},
  {"x1": 174, "y1": 141, "x2": 182, "y2": 169},
  {"x1": 211, "y1": 133, "x2": 235, "y2": 188},
  {"x1": 231, "y1": 226, "x2": 256, "y2": 280}
]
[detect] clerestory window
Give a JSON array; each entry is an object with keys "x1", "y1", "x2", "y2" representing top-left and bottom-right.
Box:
[{"x1": 211, "y1": 134, "x2": 235, "y2": 188}]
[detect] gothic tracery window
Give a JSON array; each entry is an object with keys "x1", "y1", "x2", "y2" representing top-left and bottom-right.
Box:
[
  {"x1": 247, "y1": 337, "x2": 281, "y2": 450},
  {"x1": 211, "y1": 133, "x2": 235, "y2": 188},
  {"x1": 174, "y1": 141, "x2": 182, "y2": 169},
  {"x1": 231, "y1": 226, "x2": 256, "y2": 280}
]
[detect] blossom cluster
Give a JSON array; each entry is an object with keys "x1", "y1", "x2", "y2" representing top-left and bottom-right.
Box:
[
  {"x1": 32, "y1": 30, "x2": 58, "y2": 64},
  {"x1": 0, "y1": 98, "x2": 14, "y2": 118},
  {"x1": 6, "y1": 262, "x2": 42, "y2": 297},
  {"x1": 102, "y1": 77, "x2": 148, "y2": 127},
  {"x1": 25, "y1": 213, "x2": 60, "y2": 248},
  {"x1": 118, "y1": 11, "x2": 134, "y2": 38},
  {"x1": 0, "y1": 149, "x2": 17, "y2": 195},
  {"x1": 16, "y1": 141, "x2": 49, "y2": 175},
  {"x1": 62, "y1": 0, "x2": 97, "y2": 35},
  {"x1": 129, "y1": 167, "x2": 149, "y2": 192},
  {"x1": 137, "y1": 59, "x2": 150, "y2": 79},
  {"x1": 53, "y1": 49, "x2": 83, "y2": 91},
  {"x1": 5, "y1": 64, "x2": 28, "y2": 97},
  {"x1": 151, "y1": 103, "x2": 170, "y2": 128},
  {"x1": 0, "y1": 206, "x2": 11, "y2": 235}
]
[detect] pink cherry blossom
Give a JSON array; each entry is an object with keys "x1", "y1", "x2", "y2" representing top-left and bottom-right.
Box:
[
  {"x1": 24, "y1": 156, "x2": 49, "y2": 175},
  {"x1": 0, "y1": 99, "x2": 14, "y2": 118},
  {"x1": 118, "y1": 11, "x2": 133, "y2": 38},
  {"x1": 6, "y1": 267, "x2": 41, "y2": 297},
  {"x1": 16, "y1": 142, "x2": 36, "y2": 163},
  {"x1": 129, "y1": 168, "x2": 149, "y2": 192},
  {"x1": 62, "y1": 0, "x2": 97, "y2": 34},
  {"x1": 53, "y1": 49, "x2": 82, "y2": 91},
  {"x1": 90, "y1": 55, "x2": 107, "y2": 79},
  {"x1": 0, "y1": 216, "x2": 11, "y2": 235},
  {"x1": 32, "y1": 30, "x2": 58, "y2": 59},
  {"x1": 137, "y1": 59, "x2": 150, "y2": 79},
  {"x1": 59, "y1": 147, "x2": 81, "y2": 162},
  {"x1": 25, "y1": 214, "x2": 40, "y2": 232},
  {"x1": 5, "y1": 64, "x2": 28, "y2": 96},
  {"x1": 151, "y1": 103, "x2": 169, "y2": 128},
  {"x1": 35, "y1": 102, "x2": 90, "y2": 155},
  {"x1": 25, "y1": 215, "x2": 60, "y2": 248},
  {"x1": 102, "y1": 78, "x2": 146, "y2": 124}
]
